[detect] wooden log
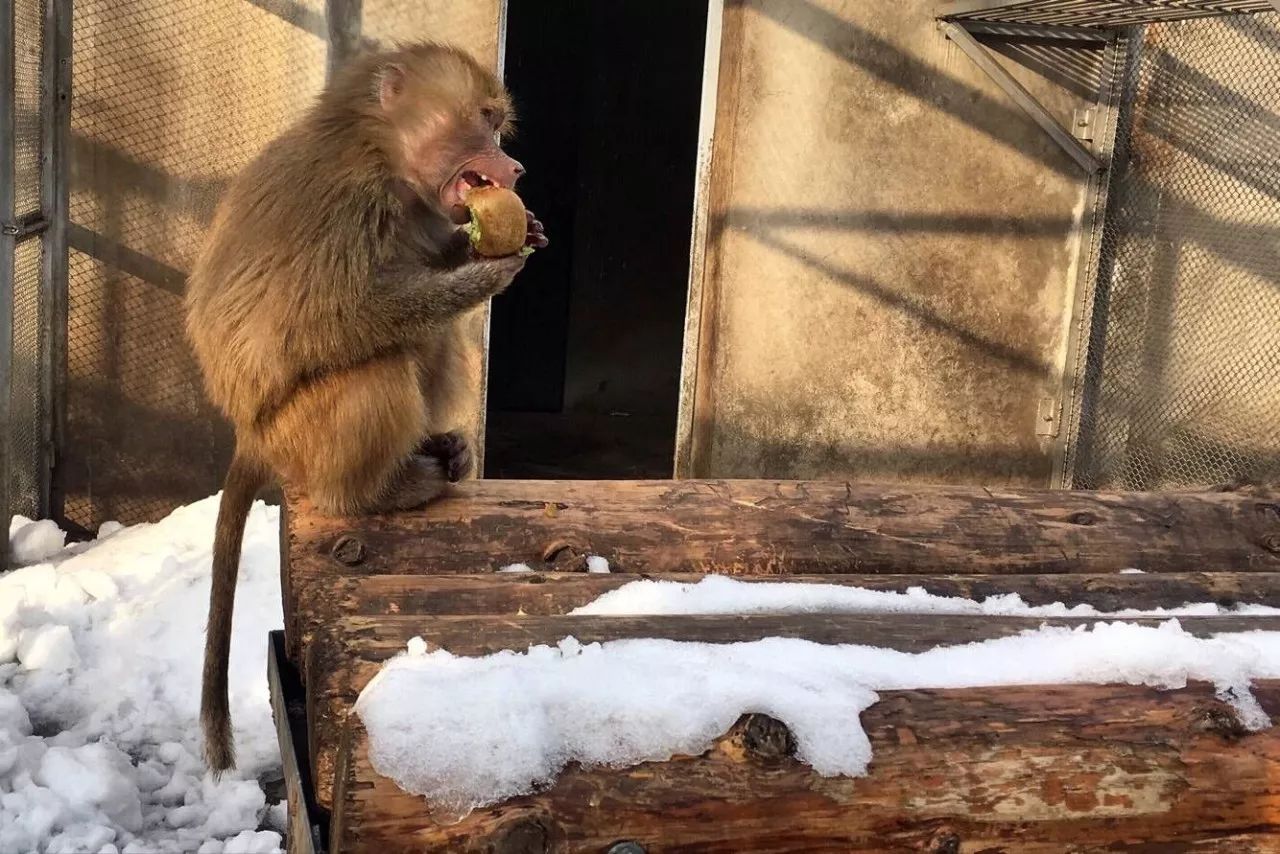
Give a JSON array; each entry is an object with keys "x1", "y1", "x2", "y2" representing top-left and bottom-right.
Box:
[
  {"x1": 267, "y1": 632, "x2": 324, "y2": 854},
  {"x1": 335, "y1": 571, "x2": 1280, "y2": 618},
  {"x1": 282, "y1": 480, "x2": 1280, "y2": 665},
  {"x1": 329, "y1": 681, "x2": 1280, "y2": 853},
  {"x1": 306, "y1": 613, "x2": 1280, "y2": 809}
]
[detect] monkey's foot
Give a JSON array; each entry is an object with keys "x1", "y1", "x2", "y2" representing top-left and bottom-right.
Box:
[{"x1": 419, "y1": 432, "x2": 473, "y2": 482}]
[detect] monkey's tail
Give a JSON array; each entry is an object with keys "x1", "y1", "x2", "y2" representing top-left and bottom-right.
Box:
[{"x1": 201, "y1": 451, "x2": 268, "y2": 776}]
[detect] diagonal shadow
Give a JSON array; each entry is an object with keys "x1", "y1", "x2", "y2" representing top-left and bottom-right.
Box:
[
  {"x1": 69, "y1": 224, "x2": 187, "y2": 297},
  {"x1": 1137, "y1": 42, "x2": 1280, "y2": 201},
  {"x1": 742, "y1": 226, "x2": 1054, "y2": 377},
  {"x1": 244, "y1": 0, "x2": 326, "y2": 39},
  {"x1": 739, "y1": 0, "x2": 1081, "y2": 175}
]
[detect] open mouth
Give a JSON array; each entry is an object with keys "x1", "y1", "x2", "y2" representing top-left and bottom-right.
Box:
[{"x1": 444, "y1": 170, "x2": 506, "y2": 222}]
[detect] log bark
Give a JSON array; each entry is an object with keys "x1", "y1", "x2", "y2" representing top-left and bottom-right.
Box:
[
  {"x1": 335, "y1": 571, "x2": 1280, "y2": 618},
  {"x1": 330, "y1": 681, "x2": 1280, "y2": 853},
  {"x1": 283, "y1": 480, "x2": 1280, "y2": 664},
  {"x1": 306, "y1": 613, "x2": 1280, "y2": 810}
]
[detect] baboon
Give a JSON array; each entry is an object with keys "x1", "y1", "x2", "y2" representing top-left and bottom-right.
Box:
[{"x1": 184, "y1": 41, "x2": 545, "y2": 773}]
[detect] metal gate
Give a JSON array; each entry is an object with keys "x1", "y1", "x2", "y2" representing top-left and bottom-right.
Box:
[
  {"x1": 1, "y1": 0, "x2": 69, "y2": 566},
  {"x1": 1064, "y1": 11, "x2": 1280, "y2": 490}
]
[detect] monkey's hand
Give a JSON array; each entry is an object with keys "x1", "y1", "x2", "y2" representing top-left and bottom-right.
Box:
[
  {"x1": 526, "y1": 210, "x2": 548, "y2": 250},
  {"x1": 378, "y1": 252, "x2": 525, "y2": 329}
]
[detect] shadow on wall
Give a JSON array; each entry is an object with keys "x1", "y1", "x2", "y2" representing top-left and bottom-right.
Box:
[
  {"x1": 741, "y1": 0, "x2": 1087, "y2": 175},
  {"x1": 51, "y1": 0, "x2": 1280, "y2": 528}
]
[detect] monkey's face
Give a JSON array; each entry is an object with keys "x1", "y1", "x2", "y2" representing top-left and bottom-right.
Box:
[{"x1": 380, "y1": 59, "x2": 524, "y2": 224}]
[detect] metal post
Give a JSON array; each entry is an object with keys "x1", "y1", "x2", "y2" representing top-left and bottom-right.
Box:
[
  {"x1": 941, "y1": 20, "x2": 1103, "y2": 173},
  {"x1": 41, "y1": 0, "x2": 71, "y2": 523},
  {"x1": 325, "y1": 0, "x2": 363, "y2": 81},
  {"x1": 0, "y1": 0, "x2": 15, "y2": 570}
]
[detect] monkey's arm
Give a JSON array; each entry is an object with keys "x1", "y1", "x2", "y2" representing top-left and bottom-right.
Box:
[{"x1": 374, "y1": 254, "x2": 524, "y2": 330}]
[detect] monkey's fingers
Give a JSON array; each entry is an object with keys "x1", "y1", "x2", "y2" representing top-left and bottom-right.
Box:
[{"x1": 525, "y1": 212, "x2": 549, "y2": 249}]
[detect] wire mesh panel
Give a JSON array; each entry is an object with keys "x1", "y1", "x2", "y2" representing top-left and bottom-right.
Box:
[
  {"x1": 62, "y1": 0, "x2": 328, "y2": 529},
  {"x1": 944, "y1": 0, "x2": 1276, "y2": 28},
  {"x1": 6, "y1": 0, "x2": 47, "y2": 527},
  {"x1": 60, "y1": 0, "x2": 503, "y2": 530},
  {"x1": 1068, "y1": 12, "x2": 1280, "y2": 490}
]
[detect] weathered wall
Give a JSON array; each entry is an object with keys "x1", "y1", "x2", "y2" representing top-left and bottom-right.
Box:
[
  {"x1": 678, "y1": 0, "x2": 1110, "y2": 486},
  {"x1": 62, "y1": 1, "x2": 501, "y2": 529}
]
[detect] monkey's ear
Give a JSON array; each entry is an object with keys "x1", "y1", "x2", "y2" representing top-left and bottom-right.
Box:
[{"x1": 378, "y1": 63, "x2": 407, "y2": 111}]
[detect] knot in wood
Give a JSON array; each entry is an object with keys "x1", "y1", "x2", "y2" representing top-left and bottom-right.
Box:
[
  {"x1": 1068, "y1": 511, "x2": 1097, "y2": 526},
  {"x1": 493, "y1": 817, "x2": 549, "y2": 854},
  {"x1": 541, "y1": 539, "x2": 587, "y2": 571},
  {"x1": 330, "y1": 535, "x2": 366, "y2": 566},
  {"x1": 606, "y1": 843, "x2": 647, "y2": 854},
  {"x1": 741, "y1": 713, "x2": 796, "y2": 761},
  {"x1": 1261, "y1": 533, "x2": 1280, "y2": 555},
  {"x1": 1193, "y1": 705, "x2": 1247, "y2": 742},
  {"x1": 930, "y1": 832, "x2": 961, "y2": 854}
]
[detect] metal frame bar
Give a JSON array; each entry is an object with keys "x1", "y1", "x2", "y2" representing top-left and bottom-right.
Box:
[
  {"x1": 673, "y1": 0, "x2": 726, "y2": 479},
  {"x1": 1050, "y1": 31, "x2": 1129, "y2": 487},
  {"x1": 959, "y1": 21, "x2": 1115, "y2": 40},
  {"x1": 325, "y1": 0, "x2": 363, "y2": 80},
  {"x1": 940, "y1": 0, "x2": 1276, "y2": 27},
  {"x1": 1, "y1": 0, "x2": 15, "y2": 569},
  {"x1": 41, "y1": 0, "x2": 71, "y2": 523},
  {"x1": 941, "y1": 20, "x2": 1103, "y2": 172}
]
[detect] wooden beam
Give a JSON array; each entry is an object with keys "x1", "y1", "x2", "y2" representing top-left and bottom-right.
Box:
[
  {"x1": 306, "y1": 613, "x2": 1280, "y2": 809},
  {"x1": 283, "y1": 479, "x2": 1280, "y2": 664},
  {"x1": 330, "y1": 681, "x2": 1280, "y2": 853},
  {"x1": 334, "y1": 571, "x2": 1280, "y2": 617}
]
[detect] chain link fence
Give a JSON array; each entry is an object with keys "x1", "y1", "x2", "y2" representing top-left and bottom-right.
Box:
[
  {"x1": 1067, "y1": 11, "x2": 1280, "y2": 490},
  {"x1": 56, "y1": 0, "x2": 498, "y2": 531},
  {"x1": 4, "y1": 0, "x2": 50, "y2": 556}
]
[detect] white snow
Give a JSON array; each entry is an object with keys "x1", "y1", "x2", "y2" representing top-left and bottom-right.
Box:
[
  {"x1": 586, "y1": 556, "x2": 610, "y2": 574},
  {"x1": 358, "y1": 622, "x2": 1280, "y2": 822},
  {"x1": 8, "y1": 498, "x2": 1280, "y2": 846},
  {"x1": 570, "y1": 574, "x2": 1280, "y2": 618},
  {"x1": 9, "y1": 516, "x2": 68, "y2": 566},
  {"x1": 496, "y1": 563, "x2": 533, "y2": 574},
  {"x1": 1, "y1": 497, "x2": 285, "y2": 853}
]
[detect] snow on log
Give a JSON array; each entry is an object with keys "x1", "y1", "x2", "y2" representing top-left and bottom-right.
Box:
[
  {"x1": 330, "y1": 681, "x2": 1280, "y2": 853},
  {"x1": 305, "y1": 612, "x2": 1280, "y2": 810}
]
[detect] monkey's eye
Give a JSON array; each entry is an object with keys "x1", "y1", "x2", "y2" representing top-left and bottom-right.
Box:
[{"x1": 481, "y1": 106, "x2": 504, "y2": 129}]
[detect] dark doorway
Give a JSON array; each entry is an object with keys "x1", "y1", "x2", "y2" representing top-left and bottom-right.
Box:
[{"x1": 484, "y1": 0, "x2": 708, "y2": 479}]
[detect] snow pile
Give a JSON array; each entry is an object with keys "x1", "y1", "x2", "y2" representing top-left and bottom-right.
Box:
[
  {"x1": 357, "y1": 621, "x2": 1280, "y2": 821},
  {"x1": 571, "y1": 574, "x2": 1280, "y2": 618},
  {"x1": 1, "y1": 497, "x2": 285, "y2": 853},
  {"x1": 9, "y1": 515, "x2": 67, "y2": 567}
]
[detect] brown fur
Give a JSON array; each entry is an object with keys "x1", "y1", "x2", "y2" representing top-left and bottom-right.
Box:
[{"x1": 185, "y1": 41, "x2": 536, "y2": 773}]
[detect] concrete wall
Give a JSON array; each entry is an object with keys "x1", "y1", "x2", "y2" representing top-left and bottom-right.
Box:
[
  {"x1": 677, "y1": 0, "x2": 1111, "y2": 486},
  {"x1": 63, "y1": 0, "x2": 501, "y2": 528}
]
